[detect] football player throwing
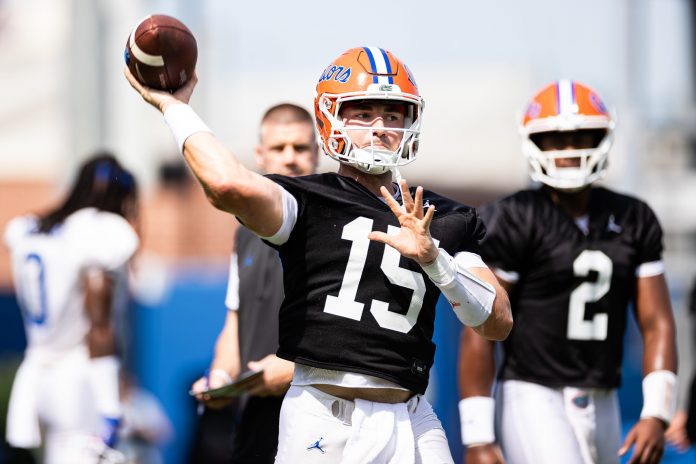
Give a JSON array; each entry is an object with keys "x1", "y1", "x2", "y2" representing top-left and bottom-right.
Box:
[{"x1": 126, "y1": 47, "x2": 512, "y2": 463}]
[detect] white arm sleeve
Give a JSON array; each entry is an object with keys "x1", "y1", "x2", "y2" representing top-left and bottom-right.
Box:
[
  {"x1": 224, "y1": 253, "x2": 240, "y2": 311},
  {"x1": 258, "y1": 185, "x2": 298, "y2": 245},
  {"x1": 421, "y1": 249, "x2": 496, "y2": 327}
]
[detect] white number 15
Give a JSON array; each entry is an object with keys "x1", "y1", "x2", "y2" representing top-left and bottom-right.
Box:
[{"x1": 323, "y1": 217, "x2": 437, "y2": 333}]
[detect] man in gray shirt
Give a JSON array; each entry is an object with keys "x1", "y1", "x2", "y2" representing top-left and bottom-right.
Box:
[{"x1": 190, "y1": 103, "x2": 318, "y2": 463}]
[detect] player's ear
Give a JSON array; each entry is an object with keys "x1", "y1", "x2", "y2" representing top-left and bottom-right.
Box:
[
  {"x1": 311, "y1": 145, "x2": 320, "y2": 168},
  {"x1": 254, "y1": 145, "x2": 265, "y2": 170}
]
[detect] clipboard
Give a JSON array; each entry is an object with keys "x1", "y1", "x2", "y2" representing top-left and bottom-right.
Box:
[{"x1": 190, "y1": 369, "x2": 264, "y2": 399}]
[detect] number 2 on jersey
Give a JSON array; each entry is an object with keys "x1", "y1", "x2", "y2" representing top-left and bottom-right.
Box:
[
  {"x1": 567, "y1": 250, "x2": 612, "y2": 340},
  {"x1": 323, "y1": 217, "x2": 432, "y2": 333}
]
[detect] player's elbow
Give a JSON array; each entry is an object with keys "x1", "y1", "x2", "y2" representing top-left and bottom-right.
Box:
[
  {"x1": 476, "y1": 298, "x2": 513, "y2": 341},
  {"x1": 203, "y1": 176, "x2": 252, "y2": 214},
  {"x1": 495, "y1": 305, "x2": 513, "y2": 340}
]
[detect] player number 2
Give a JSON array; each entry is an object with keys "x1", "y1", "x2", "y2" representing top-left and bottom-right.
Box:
[
  {"x1": 323, "y1": 217, "x2": 431, "y2": 333},
  {"x1": 567, "y1": 250, "x2": 612, "y2": 341}
]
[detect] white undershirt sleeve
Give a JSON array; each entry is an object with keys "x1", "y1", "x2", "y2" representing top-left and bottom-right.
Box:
[
  {"x1": 259, "y1": 186, "x2": 298, "y2": 246},
  {"x1": 224, "y1": 253, "x2": 240, "y2": 311},
  {"x1": 635, "y1": 260, "x2": 665, "y2": 278}
]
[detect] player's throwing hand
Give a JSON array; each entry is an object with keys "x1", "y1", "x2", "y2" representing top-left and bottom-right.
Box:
[{"x1": 123, "y1": 67, "x2": 197, "y2": 113}]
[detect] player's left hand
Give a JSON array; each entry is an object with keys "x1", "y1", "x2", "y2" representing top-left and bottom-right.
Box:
[
  {"x1": 368, "y1": 179, "x2": 438, "y2": 266},
  {"x1": 619, "y1": 417, "x2": 666, "y2": 464},
  {"x1": 245, "y1": 355, "x2": 294, "y2": 397}
]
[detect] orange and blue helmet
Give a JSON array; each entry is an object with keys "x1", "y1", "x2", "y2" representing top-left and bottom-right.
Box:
[
  {"x1": 314, "y1": 47, "x2": 424, "y2": 175},
  {"x1": 520, "y1": 79, "x2": 615, "y2": 191}
]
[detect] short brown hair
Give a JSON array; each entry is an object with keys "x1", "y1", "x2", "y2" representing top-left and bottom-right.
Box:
[{"x1": 261, "y1": 103, "x2": 313, "y2": 127}]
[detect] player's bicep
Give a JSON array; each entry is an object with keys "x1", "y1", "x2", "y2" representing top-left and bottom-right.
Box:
[
  {"x1": 221, "y1": 175, "x2": 288, "y2": 239},
  {"x1": 635, "y1": 274, "x2": 673, "y2": 329}
]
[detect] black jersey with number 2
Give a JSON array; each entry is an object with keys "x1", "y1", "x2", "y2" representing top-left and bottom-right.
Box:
[
  {"x1": 265, "y1": 172, "x2": 485, "y2": 394},
  {"x1": 481, "y1": 187, "x2": 664, "y2": 388}
]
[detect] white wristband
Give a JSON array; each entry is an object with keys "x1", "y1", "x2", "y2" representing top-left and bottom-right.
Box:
[
  {"x1": 459, "y1": 396, "x2": 495, "y2": 446},
  {"x1": 421, "y1": 249, "x2": 456, "y2": 285},
  {"x1": 88, "y1": 355, "x2": 122, "y2": 418},
  {"x1": 163, "y1": 103, "x2": 212, "y2": 153},
  {"x1": 640, "y1": 370, "x2": 678, "y2": 424}
]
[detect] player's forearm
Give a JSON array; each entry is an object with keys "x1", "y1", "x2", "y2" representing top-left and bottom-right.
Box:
[
  {"x1": 458, "y1": 326, "x2": 498, "y2": 448},
  {"x1": 181, "y1": 133, "x2": 284, "y2": 235},
  {"x1": 87, "y1": 325, "x2": 116, "y2": 358},
  {"x1": 636, "y1": 274, "x2": 678, "y2": 373},
  {"x1": 421, "y1": 250, "x2": 511, "y2": 340},
  {"x1": 458, "y1": 327, "x2": 497, "y2": 398},
  {"x1": 210, "y1": 314, "x2": 241, "y2": 379},
  {"x1": 85, "y1": 271, "x2": 117, "y2": 357},
  {"x1": 642, "y1": 321, "x2": 677, "y2": 374},
  {"x1": 638, "y1": 288, "x2": 679, "y2": 424},
  {"x1": 164, "y1": 106, "x2": 285, "y2": 236}
]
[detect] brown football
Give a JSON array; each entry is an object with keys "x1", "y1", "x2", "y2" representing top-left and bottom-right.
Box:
[{"x1": 125, "y1": 14, "x2": 197, "y2": 91}]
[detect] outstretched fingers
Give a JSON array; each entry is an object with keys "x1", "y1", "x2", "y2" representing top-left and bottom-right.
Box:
[
  {"x1": 367, "y1": 230, "x2": 393, "y2": 247},
  {"x1": 379, "y1": 186, "x2": 403, "y2": 217},
  {"x1": 400, "y1": 179, "x2": 415, "y2": 212},
  {"x1": 423, "y1": 204, "x2": 435, "y2": 229}
]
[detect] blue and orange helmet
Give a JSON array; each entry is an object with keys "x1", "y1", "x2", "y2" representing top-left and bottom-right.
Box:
[
  {"x1": 520, "y1": 80, "x2": 615, "y2": 191},
  {"x1": 314, "y1": 47, "x2": 424, "y2": 175}
]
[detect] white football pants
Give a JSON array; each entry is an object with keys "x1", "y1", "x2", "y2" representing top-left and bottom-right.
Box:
[
  {"x1": 496, "y1": 380, "x2": 621, "y2": 464},
  {"x1": 6, "y1": 346, "x2": 102, "y2": 464},
  {"x1": 275, "y1": 385, "x2": 453, "y2": 464}
]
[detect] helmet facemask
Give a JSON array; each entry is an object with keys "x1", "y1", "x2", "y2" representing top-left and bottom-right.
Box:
[
  {"x1": 318, "y1": 89, "x2": 423, "y2": 175},
  {"x1": 519, "y1": 79, "x2": 615, "y2": 192},
  {"x1": 521, "y1": 116, "x2": 615, "y2": 192}
]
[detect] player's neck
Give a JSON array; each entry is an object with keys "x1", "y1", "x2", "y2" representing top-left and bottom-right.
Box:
[
  {"x1": 547, "y1": 186, "x2": 591, "y2": 218},
  {"x1": 337, "y1": 164, "x2": 395, "y2": 197}
]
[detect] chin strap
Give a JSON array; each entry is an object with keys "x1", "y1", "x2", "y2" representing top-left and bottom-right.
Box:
[{"x1": 392, "y1": 168, "x2": 407, "y2": 212}]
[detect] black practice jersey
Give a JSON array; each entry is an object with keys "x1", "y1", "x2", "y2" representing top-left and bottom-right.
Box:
[
  {"x1": 481, "y1": 187, "x2": 664, "y2": 388},
  {"x1": 265, "y1": 172, "x2": 484, "y2": 394}
]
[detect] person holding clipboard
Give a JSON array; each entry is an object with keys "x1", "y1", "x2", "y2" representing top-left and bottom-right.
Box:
[{"x1": 189, "y1": 104, "x2": 319, "y2": 463}]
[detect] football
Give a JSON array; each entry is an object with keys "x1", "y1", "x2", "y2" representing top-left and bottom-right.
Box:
[{"x1": 124, "y1": 14, "x2": 197, "y2": 91}]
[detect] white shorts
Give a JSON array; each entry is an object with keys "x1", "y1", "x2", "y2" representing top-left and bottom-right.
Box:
[
  {"x1": 6, "y1": 346, "x2": 101, "y2": 464},
  {"x1": 275, "y1": 385, "x2": 453, "y2": 464},
  {"x1": 496, "y1": 379, "x2": 621, "y2": 464}
]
